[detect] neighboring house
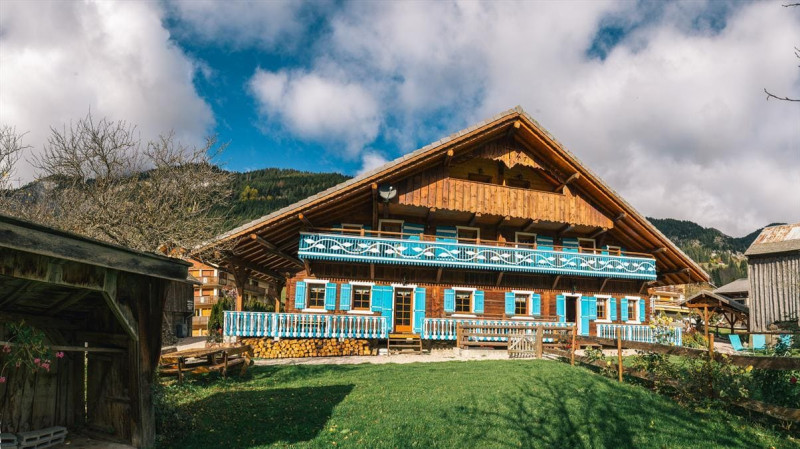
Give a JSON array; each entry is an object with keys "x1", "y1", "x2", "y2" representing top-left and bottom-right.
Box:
[
  {"x1": 649, "y1": 286, "x2": 687, "y2": 318},
  {"x1": 713, "y1": 278, "x2": 749, "y2": 306},
  {"x1": 188, "y1": 259, "x2": 274, "y2": 336},
  {"x1": 201, "y1": 107, "x2": 707, "y2": 345},
  {"x1": 746, "y1": 223, "x2": 800, "y2": 332}
]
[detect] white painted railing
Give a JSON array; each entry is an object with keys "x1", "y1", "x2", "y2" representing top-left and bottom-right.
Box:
[
  {"x1": 224, "y1": 311, "x2": 389, "y2": 339},
  {"x1": 597, "y1": 323, "x2": 682, "y2": 346},
  {"x1": 422, "y1": 317, "x2": 574, "y2": 341}
]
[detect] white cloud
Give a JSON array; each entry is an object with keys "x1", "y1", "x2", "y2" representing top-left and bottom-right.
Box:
[
  {"x1": 357, "y1": 151, "x2": 389, "y2": 176},
  {"x1": 249, "y1": 68, "x2": 381, "y2": 157},
  {"x1": 164, "y1": 0, "x2": 317, "y2": 50},
  {"x1": 297, "y1": 0, "x2": 799, "y2": 236},
  {"x1": 0, "y1": 0, "x2": 214, "y2": 183}
]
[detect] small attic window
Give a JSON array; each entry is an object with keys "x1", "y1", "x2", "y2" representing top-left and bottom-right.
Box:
[
  {"x1": 468, "y1": 172, "x2": 492, "y2": 183},
  {"x1": 506, "y1": 174, "x2": 530, "y2": 189}
]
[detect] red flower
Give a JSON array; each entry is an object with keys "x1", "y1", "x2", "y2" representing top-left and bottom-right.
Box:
[
  {"x1": 0, "y1": 376, "x2": 6, "y2": 383},
  {"x1": 33, "y1": 358, "x2": 40, "y2": 365},
  {"x1": 56, "y1": 351, "x2": 65, "y2": 359},
  {"x1": 791, "y1": 376, "x2": 797, "y2": 385}
]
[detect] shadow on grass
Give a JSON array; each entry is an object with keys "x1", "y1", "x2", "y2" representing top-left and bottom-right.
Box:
[{"x1": 163, "y1": 384, "x2": 354, "y2": 449}]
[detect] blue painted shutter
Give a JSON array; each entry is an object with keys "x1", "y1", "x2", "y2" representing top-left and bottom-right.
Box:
[
  {"x1": 580, "y1": 297, "x2": 591, "y2": 336},
  {"x1": 609, "y1": 297, "x2": 617, "y2": 321},
  {"x1": 474, "y1": 290, "x2": 485, "y2": 314},
  {"x1": 340, "y1": 284, "x2": 352, "y2": 311},
  {"x1": 382, "y1": 286, "x2": 393, "y2": 321},
  {"x1": 371, "y1": 286, "x2": 383, "y2": 312},
  {"x1": 556, "y1": 294, "x2": 565, "y2": 322},
  {"x1": 324, "y1": 283, "x2": 337, "y2": 310},
  {"x1": 537, "y1": 235, "x2": 554, "y2": 251},
  {"x1": 532, "y1": 294, "x2": 541, "y2": 316},
  {"x1": 504, "y1": 292, "x2": 515, "y2": 315},
  {"x1": 639, "y1": 299, "x2": 645, "y2": 322},
  {"x1": 444, "y1": 289, "x2": 455, "y2": 313},
  {"x1": 588, "y1": 296, "x2": 597, "y2": 320},
  {"x1": 435, "y1": 226, "x2": 457, "y2": 242},
  {"x1": 413, "y1": 287, "x2": 426, "y2": 334},
  {"x1": 562, "y1": 237, "x2": 579, "y2": 252},
  {"x1": 621, "y1": 297, "x2": 629, "y2": 321},
  {"x1": 294, "y1": 281, "x2": 306, "y2": 310}
]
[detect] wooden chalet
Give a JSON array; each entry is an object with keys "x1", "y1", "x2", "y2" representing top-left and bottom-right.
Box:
[
  {"x1": 201, "y1": 107, "x2": 707, "y2": 347},
  {"x1": 745, "y1": 223, "x2": 800, "y2": 333},
  {"x1": 0, "y1": 214, "x2": 193, "y2": 448}
]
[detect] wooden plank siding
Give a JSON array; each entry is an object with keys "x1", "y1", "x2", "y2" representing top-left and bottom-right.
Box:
[
  {"x1": 398, "y1": 166, "x2": 612, "y2": 229},
  {"x1": 284, "y1": 269, "x2": 650, "y2": 332},
  {"x1": 748, "y1": 253, "x2": 800, "y2": 332}
]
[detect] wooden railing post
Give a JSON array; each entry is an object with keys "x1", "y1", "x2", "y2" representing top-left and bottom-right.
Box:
[
  {"x1": 708, "y1": 333, "x2": 715, "y2": 398},
  {"x1": 617, "y1": 328, "x2": 623, "y2": 382},
  {"x1": 456, "y1": 323, "x2": 463, "y2": 349},
  {"x1": 535, "y1": 326, "x2": 544, "y2": 359},
  {"x1": 570, "y1": 326, "x2": 576, "y2": 366}
]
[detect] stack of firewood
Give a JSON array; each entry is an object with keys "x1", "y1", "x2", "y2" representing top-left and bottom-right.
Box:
[{"x1": 240, "y1": 338, "x2": 372, "y2": 358}]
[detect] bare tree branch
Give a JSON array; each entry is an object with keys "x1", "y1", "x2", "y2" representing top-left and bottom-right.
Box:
[{"x1": 764, "y1": 88, "x2": 800, "y2": 102}]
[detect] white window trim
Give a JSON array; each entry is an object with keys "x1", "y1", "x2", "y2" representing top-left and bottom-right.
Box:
[
  {"x1": 341, "y1": 223, "x2": 363, "y2": 229},
  {"x1": 595, "y1": 294, "x2": 612, "y2": 323},
  {"x1": 349, "y1": 282, "x2": 374, "y2": 312},
  {"x1": 578, "y1": 238, "x2": 596, "y2": 252},
  {"x1": 451, "y1": 287, "x2": 477, "y2": 314},
  {"x1": 456, "y1": 226, "x2": 480, "y2": 240},
  {"x1": 390, "y1": 283, "x2": 418, "y2": 289},
  {"x1": 378, "y1": 219, "x2": 404, "y2": 232},
  {"x1": 606, "y1": 245, "x2": 622, "y2": 255},
  {"x1": 303, "y1": 279, "x2": 329, "y2": 311},
  {"x1": 625, "y1": 296, "x2": 642, "y2": 324},
  {"x1": 512, "y1": 290, "x2": 536, "y2": 316}
]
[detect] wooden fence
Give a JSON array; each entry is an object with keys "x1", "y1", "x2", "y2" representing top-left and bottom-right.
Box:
[{"x1": 455, "y1": 322, "x2": 575, "y2": 358}]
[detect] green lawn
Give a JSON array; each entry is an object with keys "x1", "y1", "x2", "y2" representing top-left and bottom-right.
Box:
[{"x1": 156, "y1": 360, "x2": 797, "y2": 449}]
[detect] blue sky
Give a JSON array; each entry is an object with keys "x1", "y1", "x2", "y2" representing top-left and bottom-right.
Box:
[{"x1": 1, "y1": 0, "x2": 799, "y2": 236}]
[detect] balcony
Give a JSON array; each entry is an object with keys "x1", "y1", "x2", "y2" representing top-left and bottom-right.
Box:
[
  {"x1": 223, "y1": 311, "x2": 388, "y2": 339},
  {"x1": 298, "y1": 231, "x2": 657, "y2": 280},
  {"x1": 194, "y1": 295, "x2": 220, "y2": 307}
]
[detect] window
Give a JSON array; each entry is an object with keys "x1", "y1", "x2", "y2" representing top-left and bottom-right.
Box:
[
  {"x1": 353, "y1": 285, "x2": 371, "y2": 310},
  {"x1": 515, "y1": 293, "x2": 529, "y2": 315},
  {"x1": 515, "y1": 232, "x2": 537, "y2": 248},
  {"x1": 627, "y1": 299, "x2": 637, "y2": 321},
  {"x1": 578, "y1": 238, "x2": 596, "y2": 253},
  {"x1": 455, "y1": 290, "x2": 472, "y2": 313},
  {"x1": 606, "y1": 246, "x2": 621, "y2": 256},
  {"x1": 457, "y1": 226, "x2": 480, "y2": 243},
  {"x1": 379, "y1": 219, "x2": 403, "y2": 235},
  {"x1": 307, "y1": 283, "x2": 326, "y2": 309},
  {"x1": 597, "y1": 297, "x2": 607, "y2": 320}
]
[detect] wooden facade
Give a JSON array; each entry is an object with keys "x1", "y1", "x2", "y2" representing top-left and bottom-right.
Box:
[
  {"x1": 201, "y1": 107, "x2": 706, "y2": 346},
  {"x1": 0, "y1": 214, "x2": 192, "y2": 448},
  {"x1": 746, "y1": 223, "x2": 800, "y2": 333}
]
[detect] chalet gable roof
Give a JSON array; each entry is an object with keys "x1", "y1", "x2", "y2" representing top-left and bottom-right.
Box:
[
  {"x1": 202, "y1": 106, "x2": 708, "y2": 285},
  {"x1": 745, "y1": 223, "x2": 800, "y2": 256}
]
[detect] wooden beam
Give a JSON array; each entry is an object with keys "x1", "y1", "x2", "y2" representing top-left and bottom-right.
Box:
[
  {"x1": 523, "y1": 219, "x2": 539, "y2": 233},
  {"x1": 505, "y1": 120, "x2": 521, "y2": 138},
  {"x1": 0, "y1": 280, "x2": 34, "y2": 309},
  {"x1": 436, "y1": 268, "x2": 443, "y2": 283},
  {"x1": 639, "y1": 280, "x2": 656, "y2": 294},
  {"x1": 426, "y1": 208, "x2": 437, "y2": 226},
  {"x1": 0, "y1": 340, "x2": 126, "y2": 354},
  {"x1": 370, "y1": 263, "x2": 375, "y2": 280},
  {"x1": 659, "y1": 268, "x2": 690, "y2": 278},
  {"x1": 613, "y1": 212, "x2": 627, "y2": 223},
  {"x1": 558, "y1": 223, "x2": 575, "y2": 236},
  {"x1": 468, "y1": 213, "x2": 481, "y2": 227},
  {"x1": 227, "y1": 255, "x2": 284, "y2": 281},
  {"x1": 47, "y1": 290, "x2": 93, "y2": 316},
  {"x1": 298, "y1": 213, "x2": 313, "y2": 229},
  {"x1": 303, "y1": 259, "x2": 313, "y2": 277},
  {"x1": 589, "y1": 227, "x2": 608, "y2": 239},
  {"x1": 495, "y1": 271, "x2": 504, "y2": 287},
  {"x1": 0, "y1": 311, "x2": 83, "y2": 330},
  {"x1": 372, "y1": 183, "x2": 379, "y2": 230},
  {"x1": 552, "y1": 275, "x2": 561, "y2": 289},
  {"x1": 101, "y1": 270, "x2": 139, "y2": 342},
  {"x1": 249, "y1": 234, "x2": 303, "y2": 267},
  {"x1": 555, "y1": 173, "x2": 580, "y2": 193},
  {"x1": 444, "y1": 149, "x2": 454, "y2": 166},
  {"x1": 599, "y1": 278, "x2": 610, "y2": 293},
  {"x1": 650, "y1": 247, "x2": 667, "y2": 254}
]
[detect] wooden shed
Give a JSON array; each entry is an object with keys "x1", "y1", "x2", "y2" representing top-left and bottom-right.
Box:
[
  {"x1": 745, "y1": 223, "x2": 800, "y2": 333},
  {"x1": 0, "y1": 214, "x2": 192, "y2": 448}
]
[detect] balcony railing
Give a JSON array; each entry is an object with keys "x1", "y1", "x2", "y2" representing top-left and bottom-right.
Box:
[
  {"x1": 422, "y1": 318, "x2": 574, "y2": 341},
  {"x1": 223, "y1": 311, "x2": 389, "y2": 339},
  {"x1": 299, "y1": 231, "x2": 657, "y2": 280},
  {"x1": 597, "y1": 323, "x2": 682, "y2": 346},
  {"x1": 193, "y1": 316, "x2": 210, "y2": 326},
  {"x1": 194, "y1": 295, "x2": 220, "y2": 307}
]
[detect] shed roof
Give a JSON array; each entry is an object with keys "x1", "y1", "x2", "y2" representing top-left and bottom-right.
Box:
[
  {"x1": 714, "y1": 278, "x2": 749, "y2": 295},
  {"x1": 745, "y1": 223, "x2": 800, "y2": 256},
  {"x1": 681, "y1": 290, "x2": 749, "y2": 314}
]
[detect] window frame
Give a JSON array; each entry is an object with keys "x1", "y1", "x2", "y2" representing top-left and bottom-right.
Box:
[
  {"x1": 378, "y1": 219, "x2": 404, "y2": 236},
  {"x1": 451, "y1": 287, "x2": 477, "y2": 317},
  {"x1": 351, "y1": 284, "x2": 372, "y2": 311},
  {"x1": 514, "y1": 293, "x2": 529, "y2": 315},
  {"x1": 509, "y1": 290, "x2": 538, "y2": 320},
  {"x1": 578, "y1": 238, "x2": 596, "y2": 253},
  {"x1": 595, "y1": 295, "x2": 611, "y2": 323},
  {"x1": 606, "y1": 245, "x2": 622, "y2": 256},
  {"x1": 625, "y1": 296, "x2": 641, "y2": 323},
  {"x1": 456, "y1": 226, "x2": 481, "y2": 244},
  {"x1": 304, "y1": 281, "x2": 328, "y2": 311},
  {"x1": 514, "y1": 232, "x2": 537, "y2": 248}
]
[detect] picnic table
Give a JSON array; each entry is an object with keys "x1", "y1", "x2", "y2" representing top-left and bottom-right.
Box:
[{"x1": 160, "y1": 345, "x2": 253, "y2": 383}]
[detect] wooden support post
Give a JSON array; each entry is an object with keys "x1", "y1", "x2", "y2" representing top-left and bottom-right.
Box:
[
  {"x1": 570, "y1": 326, "x2": 576, "y2": 366},
  {"x1": 222, "y1": 351, "x2": 229, "y2": 379},
  {"x1": 617, "y1": 328, "x2": 623, "y2": 383},
  {"x1": 178, "y1": 357, "x2": 184, "y2": 384},
  {"x1": 703, "y1": 306, "x2": 709, "y2": 345},
  {"x1": 456, "y1": 323, "x2": 463, "y2": 350},
  {"x1": 535, "y1": 326, "x2": 544, "y2": 359},
  {"x1": 709, "y1": 333, "x2": 715, "y2": 360}
]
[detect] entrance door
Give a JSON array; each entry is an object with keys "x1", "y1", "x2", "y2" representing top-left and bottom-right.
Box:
[{"x1": 394, "y1": 288, "x2": 413, "y2": 333}]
